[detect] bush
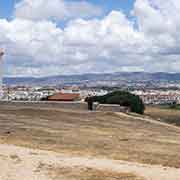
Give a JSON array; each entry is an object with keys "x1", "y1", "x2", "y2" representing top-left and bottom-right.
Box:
[{"x1": 85, "y1": 91, "x2": 145, "y2": 114}]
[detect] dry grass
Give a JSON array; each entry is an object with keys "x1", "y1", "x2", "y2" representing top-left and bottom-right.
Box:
[
  {"x1": 45, "y1": 166, "x2": 144, "y2": 180},
  {"x1": 1, "y1": 104, "x2": 180, "y2": 168},
  {"x1": 145, "y1": 106, "x2": 180, "y2": 126},
  {"x1": 9, "y1": 154, "x2": 22, "y2": 163}
]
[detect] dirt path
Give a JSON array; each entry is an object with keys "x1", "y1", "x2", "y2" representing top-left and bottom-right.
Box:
[{"x1": 0, "y1": 144, "x2": 180, "y2": 180}]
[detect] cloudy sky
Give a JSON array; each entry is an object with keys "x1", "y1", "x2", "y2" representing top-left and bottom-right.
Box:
[{"x1": 0, "y1": 0, "x2": 180, "y2": 77}]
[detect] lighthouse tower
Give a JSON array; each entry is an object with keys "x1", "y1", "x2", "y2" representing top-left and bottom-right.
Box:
[{"x1": 0, "y1": 49, "x2": 4, "y2": 99}]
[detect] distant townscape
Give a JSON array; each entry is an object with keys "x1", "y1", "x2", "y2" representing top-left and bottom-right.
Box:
[
  {"x1": 2, "y1": 85, "x2": 108, "y2": 102},
  {"x1": 2, "y1": 72, "x2": 180, "y2": 105}
]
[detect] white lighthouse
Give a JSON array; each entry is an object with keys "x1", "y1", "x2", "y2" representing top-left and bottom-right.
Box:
[{"x1": 0, "y1": 49, "x2": 4, "y2": 98}]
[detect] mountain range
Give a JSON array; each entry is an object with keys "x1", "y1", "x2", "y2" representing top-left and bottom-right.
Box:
[{"x1": 3, "y1": 72, "x2": 180, "y2": 86}]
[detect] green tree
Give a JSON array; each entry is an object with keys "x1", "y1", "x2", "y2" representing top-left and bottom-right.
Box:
[{"x1": 85, "y1": 91, "x2": 145, "y2": 114}]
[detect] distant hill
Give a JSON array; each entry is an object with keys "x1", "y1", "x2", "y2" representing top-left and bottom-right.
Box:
[{"x1": 3, "y1": 72, "x2": 180, "y2": 86}]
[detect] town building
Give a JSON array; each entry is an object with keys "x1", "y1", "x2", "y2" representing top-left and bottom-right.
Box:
[{"x1": 47, "y1": 93, "x2": 80, "y2": 101}]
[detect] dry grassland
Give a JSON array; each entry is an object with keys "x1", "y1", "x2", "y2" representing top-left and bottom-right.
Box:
[
  {"x1": 145, "y1": 106, "x2": 180, "y2": 126},
  {"x1": 0, "y1": 104, "x2": 180, "y2": 169}
]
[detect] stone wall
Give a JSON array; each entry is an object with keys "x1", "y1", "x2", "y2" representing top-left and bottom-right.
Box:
[
  {"x1": 0, "y1": 101, "x2": 88, "y2": 111},
  {"x1": 0, "y1": 101, "x2": 129, "y2": 113},
  {"x1": 95, "y1": 104, "x2": 129, "y2": 113}
]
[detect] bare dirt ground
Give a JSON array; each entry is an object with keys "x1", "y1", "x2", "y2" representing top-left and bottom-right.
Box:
[
  {"x1": 1, "y1": 104, "x2": 180, "y2": 179},
  {"x1": 1, "y1": 143, "x2": 180, "y2": 180}
]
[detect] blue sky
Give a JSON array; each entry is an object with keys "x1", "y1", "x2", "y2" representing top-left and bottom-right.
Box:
[
  {"x1": 0, "y1": 0, "x2": 135, "y2": 19},
  {"x1": 89, "y1": 0, "x2": 135, "y2": 14},
  {"x1": 0, "y1": 0, "x2": 14, "y2": 19}
]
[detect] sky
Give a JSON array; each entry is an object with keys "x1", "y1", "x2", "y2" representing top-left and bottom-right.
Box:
[{"x1": 0, "y1": 0, "x2": 180, "y2": 77}]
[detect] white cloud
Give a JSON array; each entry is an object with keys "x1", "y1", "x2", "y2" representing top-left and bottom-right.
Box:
[
  {"x1": 134, "y1": 0, "x2": 180, "y2": 53},
  {"x1": 15, "y1": 0, "x2": 102, "y2": 21},
  {"x1": 1, "y1": 0, "x2": 180, "y2": 76},
  {"x1": 0, "y1": 10, "x2": 146, "y2": 76}
]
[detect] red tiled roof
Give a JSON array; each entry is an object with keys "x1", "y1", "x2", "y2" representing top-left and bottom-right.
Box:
[{"x1": 48, "y1": 93, "x2": 80, "y2": 101}]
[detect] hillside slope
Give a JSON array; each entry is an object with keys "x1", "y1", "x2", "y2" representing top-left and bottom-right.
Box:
[
  {"x1": 4, "y1": 72, "x2": 180, "y2": 86},
  {"x1": 0, "y1": 104, "x2": 180, "y2": 169}
]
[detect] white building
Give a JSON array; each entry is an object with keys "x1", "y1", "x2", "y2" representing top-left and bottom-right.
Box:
[
  {"x1": 80, "y1": 89, "x2": 108, "y2": 98},
  {"x1": 60, "y1": 86, "x2": 80, "y2": 94}
]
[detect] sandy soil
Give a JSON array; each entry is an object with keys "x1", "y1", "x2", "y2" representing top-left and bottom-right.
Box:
[{"x1": 0, "y1": 143, "x2": 180, "y2": 180}]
